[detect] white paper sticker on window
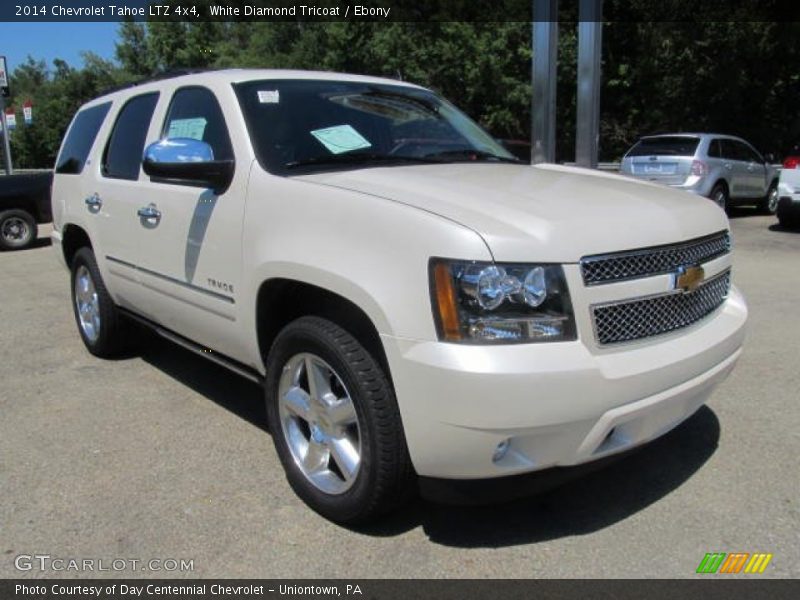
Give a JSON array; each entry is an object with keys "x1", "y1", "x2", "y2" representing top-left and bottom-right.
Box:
[
  {"x1": 310, "y1": 124, "x2": 372, "y2": 155},
  {"x1": 258, "y1": 90, "x2": 280, "y2": 103},
  {"x1": 168, "y1": 117, "x2": 207, "y2": 140}
]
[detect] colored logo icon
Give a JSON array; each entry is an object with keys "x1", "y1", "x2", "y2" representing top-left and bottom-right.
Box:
[{"x1": 696, "y1": 552, "x2": 772, "y2": 574}]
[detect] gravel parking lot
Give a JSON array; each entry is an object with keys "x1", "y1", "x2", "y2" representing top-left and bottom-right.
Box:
[{"x1": 1, "y1": 213, "x2": 798, "y2": 579}]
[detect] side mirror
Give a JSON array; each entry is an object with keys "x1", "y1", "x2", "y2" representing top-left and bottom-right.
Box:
[{"x1": 142, "y1": 138, "x2": 234, "y2": 194}]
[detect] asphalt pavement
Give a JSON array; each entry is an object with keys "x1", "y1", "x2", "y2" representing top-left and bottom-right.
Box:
[{"x1": 1, "y1": 213, "x2": 798, "y2": 579}]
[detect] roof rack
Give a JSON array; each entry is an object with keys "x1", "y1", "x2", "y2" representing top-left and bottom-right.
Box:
[{"x1": 97, "y1": 67, "x2": 215, "y2": 97}]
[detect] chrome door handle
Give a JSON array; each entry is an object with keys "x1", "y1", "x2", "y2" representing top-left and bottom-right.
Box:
[
  {"x1": 84, "y1": 193, "x2": 102, "y2": 209},
  {"x1": 137, "y1": 204, "x2": 161, "y2": 220}
]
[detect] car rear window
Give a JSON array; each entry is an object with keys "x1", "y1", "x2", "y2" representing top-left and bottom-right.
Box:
[
  {"x1": 627, "y1": 136, "x2": 700, "y2": 157},
  {"x1": 55, "y1": 102, "x2": 112, "y2": 174}
]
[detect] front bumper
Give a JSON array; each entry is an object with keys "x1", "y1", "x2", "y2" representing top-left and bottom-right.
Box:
[{"x1": 383, "y1": 287, "x2": 747, "y2": 480}]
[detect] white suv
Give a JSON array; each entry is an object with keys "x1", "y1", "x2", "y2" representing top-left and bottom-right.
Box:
[{"x1": 51, "y1": 70, "x2": 747, "y2": 523}]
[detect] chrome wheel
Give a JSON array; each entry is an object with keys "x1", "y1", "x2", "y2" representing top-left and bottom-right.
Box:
[
  {"x1": 277, "y1": 353, "x2": 361, "y2": 495},
  {"x1": 1, "y1": 217, "x2": 30, "y2": 245},
  {"x1": 767, "y1": 186, "x2": 779, "y2": 213},
  {"x1": 74, "y1": 265, "x2": 101, "y2": 343},
  {"x1": 712, "y1": 187, "x2": 727, "y2": 210}
]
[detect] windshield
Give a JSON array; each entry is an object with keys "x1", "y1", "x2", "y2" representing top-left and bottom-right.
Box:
[
  {"x1": 627, "y1": 136, "x2": 700, "y2": 157},
  {"x1": 234, "y1": 79, "x2": 518, "y2": 174}
]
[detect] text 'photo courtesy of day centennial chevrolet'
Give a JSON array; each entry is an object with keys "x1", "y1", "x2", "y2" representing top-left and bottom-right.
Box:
[{"x1": 50, "y1": 69, "x2": 747, "y2": 524}]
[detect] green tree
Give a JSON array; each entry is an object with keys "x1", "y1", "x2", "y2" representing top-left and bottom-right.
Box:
[{"x1": 6, "y1": 53, "x2": 120, "y2": 168}]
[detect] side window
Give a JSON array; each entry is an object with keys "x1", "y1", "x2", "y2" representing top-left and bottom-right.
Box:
[
  {"x1": 162, "y1": 87, "x2": 233, "y2": 161},
  {"x1": 55, "y1": 102, "x2": 111, "y2": 174},
  {"x1": 730, "y1": 141, "x2": 753, "y2": 163},
  {"x1": 720, "y1": 139, "x2": 739, "y2": 161},
  {"x1": 742, "y1": 143, "x2": 762, "y2": 163},
  {"x1": 103, "y1": 93, "x2": 159, "y2": 180},
  {"x1": 707, "y1": 139, "x2": 722, "y2": 159}
]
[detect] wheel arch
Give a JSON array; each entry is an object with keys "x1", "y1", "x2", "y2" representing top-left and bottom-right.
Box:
[
  {"x1": 711, "y1": 179, "x2": 729, "y2": 195},
  {"x1": 256, "y1": 278, "x2": 392, "y2": 384},
  {"x1": 61, "y1": 223, "x2": 92, "y2": 267}
]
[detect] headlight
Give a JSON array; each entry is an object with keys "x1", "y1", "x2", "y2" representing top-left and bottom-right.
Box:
[{"x1": 430, "y1": 259, "x2": 576, "y2": 344}]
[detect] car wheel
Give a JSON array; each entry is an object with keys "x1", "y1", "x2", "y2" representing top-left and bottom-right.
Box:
[
  {"x1": 0, "y1": 209, "x2": 37, "y2": 251},
  {"x1": 710, "y1": 184, "x2": 728, "y2": 212},
  {"x1": 70, "y1": 247, "x2": 131, "y2": 357},
  {"x1": 265, "y1": 316, "x2": 414, "y2": 524},
  {"x1": 760, "y1": 183, "x2": 779, "y2": 215}
]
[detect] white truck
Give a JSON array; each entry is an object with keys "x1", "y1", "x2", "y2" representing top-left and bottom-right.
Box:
[{"x1": 51, "y1": 70, "x2": 747, "y2": 523}]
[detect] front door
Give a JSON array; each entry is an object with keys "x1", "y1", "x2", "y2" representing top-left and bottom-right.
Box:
[{"x1": 129, "y1": 86, "x2": 249, "y2": 361}]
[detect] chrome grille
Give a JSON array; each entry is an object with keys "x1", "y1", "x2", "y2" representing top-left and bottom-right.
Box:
[
  {"x1": 581, "y1": 231, "x2": 730, "y2": 285},
  {"x1": 592, "y1": 270, "x2": 731, "y2": 345}
]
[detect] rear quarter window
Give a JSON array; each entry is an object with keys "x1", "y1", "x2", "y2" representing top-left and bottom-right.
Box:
[
  {"x1": 55, "y1": 102, "x2": 112, "y2": 174},
  {"x1": 627, "y1": 136, "x2": 700, "y2": 157}
]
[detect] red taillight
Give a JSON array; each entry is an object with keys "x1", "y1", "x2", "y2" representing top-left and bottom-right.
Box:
[
  {"x1": 783, "y1": 156, "x2": 800, "y2": 169},
  {"x1": 691, "y1": 160, "x2": 708, "y2": 176}
]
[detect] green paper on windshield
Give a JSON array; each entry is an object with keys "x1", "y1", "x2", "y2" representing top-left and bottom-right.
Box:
[
  {"x1": 168, "y1": 118, "x2": 207, "y2": 141},
  {"x1": 310, "y1": 124, "x2": 372, "y2": 154}
]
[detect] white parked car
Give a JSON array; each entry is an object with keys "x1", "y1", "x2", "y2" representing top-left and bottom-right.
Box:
[
  {"x1": 51, "y1": 70, "x2": 747, "y2": 523},
  {"x1": 777, "y1": 146, "x2": 800, "y2": 227}
]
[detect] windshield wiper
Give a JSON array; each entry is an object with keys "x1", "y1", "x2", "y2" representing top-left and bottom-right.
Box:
[
  {"x1": 424, "y1": 148, "x2": 523, "y2": 164},
  {"x1": 285, "y1": 153, "x2": 441, "y2": 169}
]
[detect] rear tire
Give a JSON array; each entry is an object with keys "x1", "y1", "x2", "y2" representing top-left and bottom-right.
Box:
[
  {"x1": 0, "y1": 209, "x2": 37, "y2": 251},
  {"x1": 265, "y1": 316, "x2": 415, "y2": 524},
  {"x1": 70, "y1": 247, "x2": 131, "y2": 357},
  {"x1": 709, "y1": 183, "x2": 728, "y2": 212},
  {"x1": 760, "y1": 182, "x2": 779, "y2": 215}
]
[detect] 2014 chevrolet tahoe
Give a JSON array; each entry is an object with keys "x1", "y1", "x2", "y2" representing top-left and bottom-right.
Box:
[{"x1": 51, "y1": 70, "x2": 747, "y2": 523}]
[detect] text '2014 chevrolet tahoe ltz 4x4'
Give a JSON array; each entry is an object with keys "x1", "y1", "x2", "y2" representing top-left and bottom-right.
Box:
[{"x1": 51, "y1": 70, "x2": 747, "y2": 524}]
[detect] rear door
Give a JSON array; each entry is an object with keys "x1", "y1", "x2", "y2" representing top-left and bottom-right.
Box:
[
  {"x1": 89, "y1": 92, "x2": 161, "y2": 311},
  {"x1": 625, "y1": 136, "x2": 699, "y2": 185},
  {"x1": 719, "y1": 139, "x2": 749, "y2": 198},
  {"x1": 737, "y1": 140, "x2": 768, "y2": 197}
]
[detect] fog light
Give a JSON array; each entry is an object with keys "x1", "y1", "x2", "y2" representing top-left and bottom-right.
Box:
[{"x1": 492, "y1": 439, "x2": 511, "y2": 463}]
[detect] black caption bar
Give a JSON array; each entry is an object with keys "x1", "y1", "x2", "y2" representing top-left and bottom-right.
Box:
[
  {"x1": 2, "y1": 0, "x2": 800, "y2": 22},
  {"x1": 2, "y1": 580, "x2": 799, "y2": 600}
]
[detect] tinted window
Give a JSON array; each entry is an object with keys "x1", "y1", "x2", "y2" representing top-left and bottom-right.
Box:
[
  {"x1": 707, "y1": 139, "x2": 723, "y2": 158},
  {"x1": 627, "y1": 136, "x2": 700, "y2": 157},
  {"x1": 723, "y1": 140, "x2": 758, "y2": 162},
  {"x1": 55, "y1": 102, "x2": 111, "y2": 174},
  {"x1": 719, "y1": 139, "x2": 738, "y2": 160},
  {"x1": 162, "y1": 87, "x2": 233, "y2": 160},
  {"x1": 739, "y1": 142, "x2": 762, "y2": 163},
  {"x1": 103, "y1": 93, "x2": 159, "y2": 180}
]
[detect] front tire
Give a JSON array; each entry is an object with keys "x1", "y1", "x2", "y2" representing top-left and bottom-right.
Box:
[
  {"x1": 70, "y1": 247, "x2": 130, "y2": 357},
  {"x1": 265, "y1": 316, "x2": 414, "y2": 524},
  {"x1": 0, "y1": 209, "x2": 37, "y2": 251}
]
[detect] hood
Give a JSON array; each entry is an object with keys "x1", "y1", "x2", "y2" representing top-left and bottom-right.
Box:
[{"x1": 296, "y1": 162, "x2": 729, "y2": 262}]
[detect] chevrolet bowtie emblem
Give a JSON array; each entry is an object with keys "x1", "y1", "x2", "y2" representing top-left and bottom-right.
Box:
[{"x1": 674, "y1": 265, "x2": 705, "y2": 293}]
